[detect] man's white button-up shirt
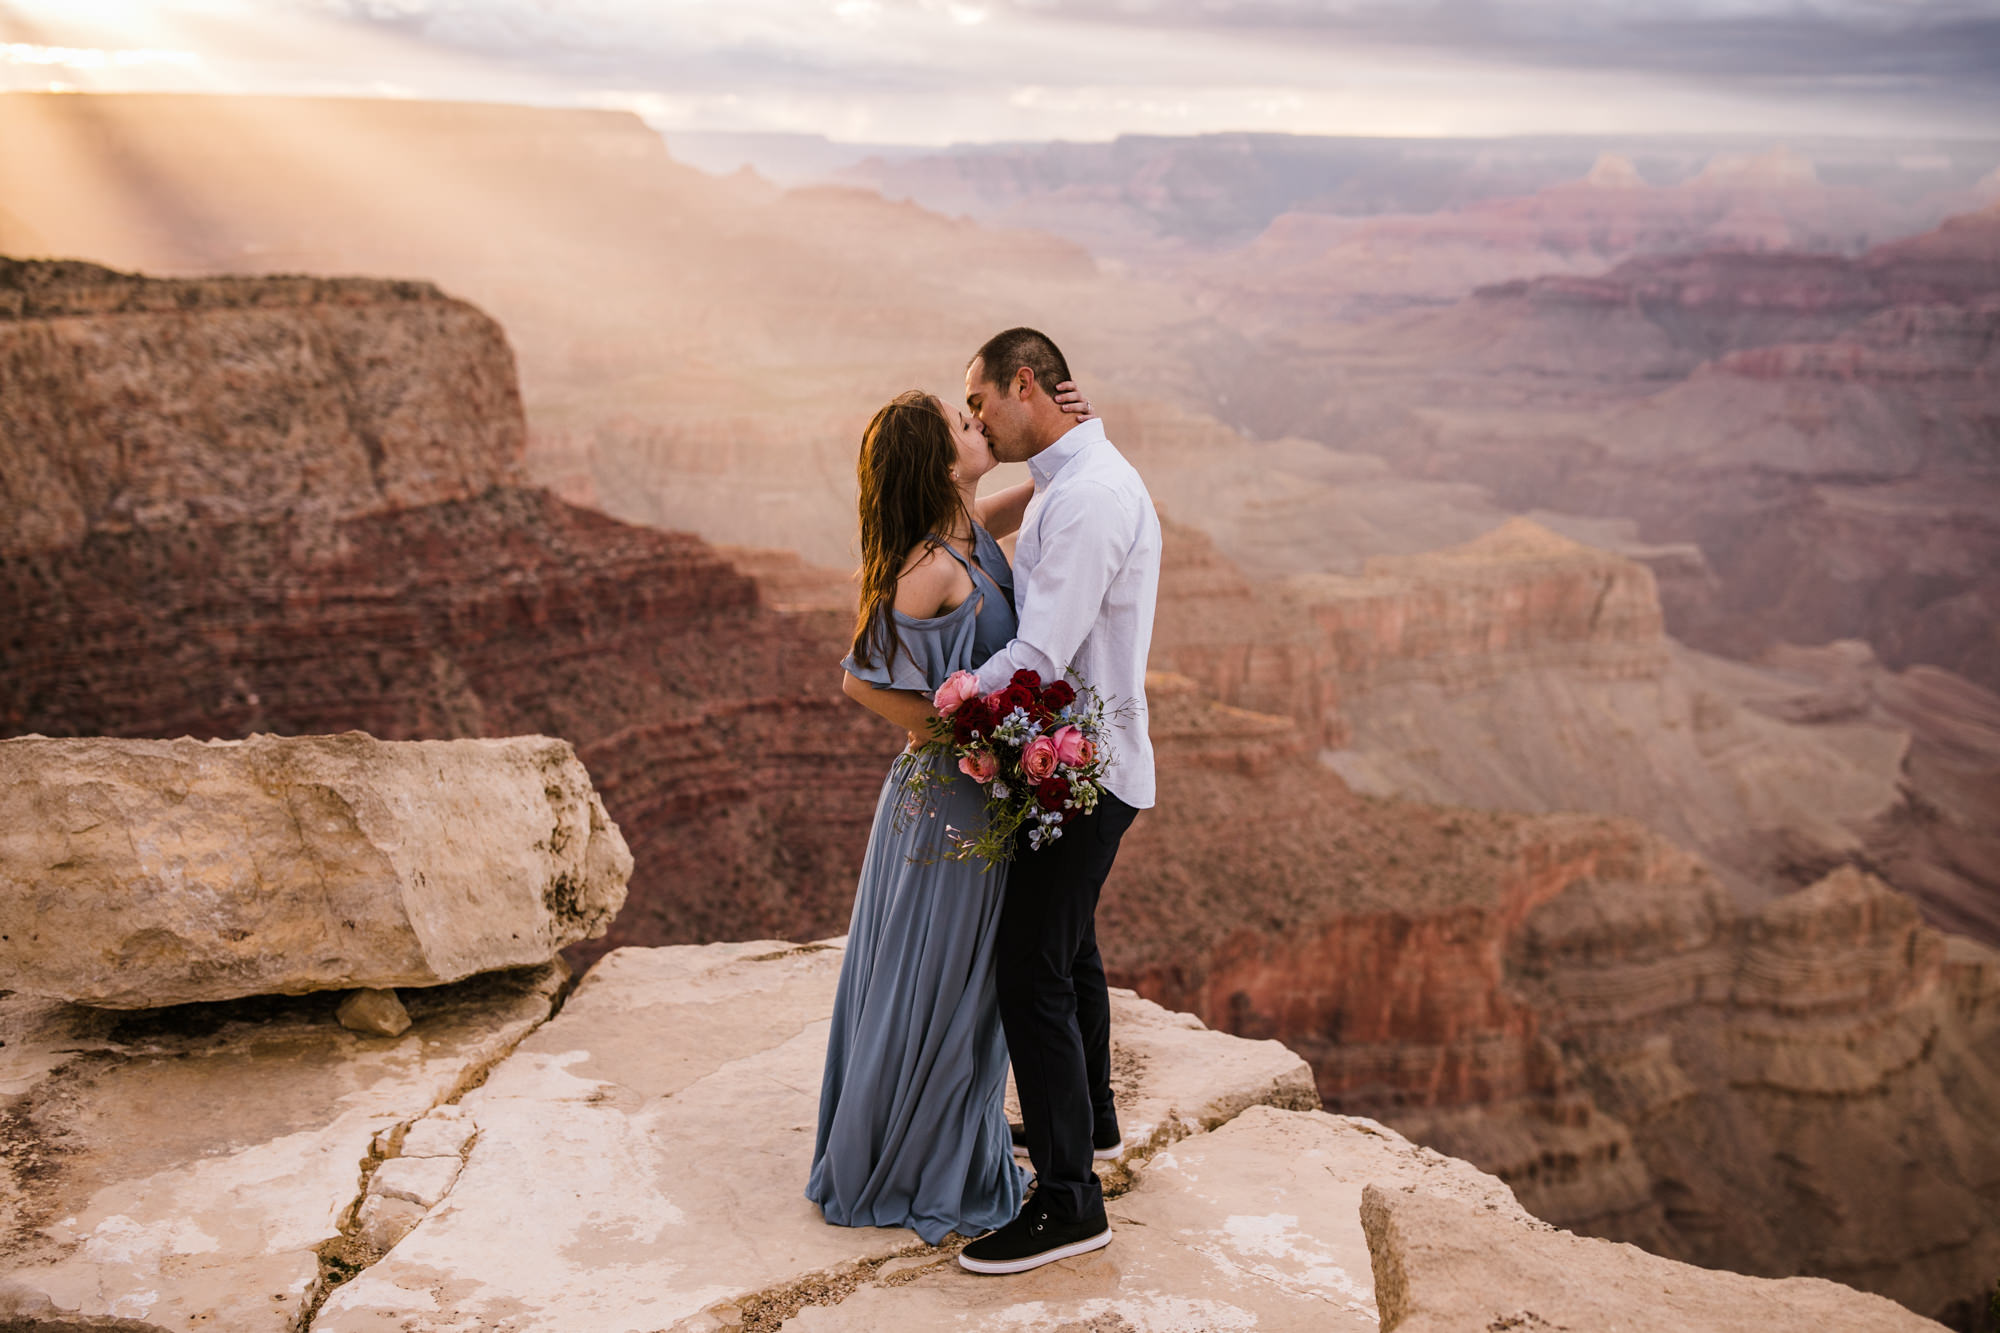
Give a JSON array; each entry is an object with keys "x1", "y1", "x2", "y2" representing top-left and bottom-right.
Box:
[{"x1": 973, "y1": 418, "x2": 1161, "y2": 809}]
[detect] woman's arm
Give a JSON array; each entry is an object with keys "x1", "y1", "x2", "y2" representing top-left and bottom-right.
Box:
[
  {"x1": 842, "y1": 671, "x2": 939, "y2": 744},
  {"x1": 973, "y1": 480, "x2": 1035, "y2": 538},
  {"x1": 842, "y1": 546, "x2": 963, "y2": 745}
]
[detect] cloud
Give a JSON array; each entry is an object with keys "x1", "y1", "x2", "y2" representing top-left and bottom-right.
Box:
[
  {"x1": 1000, "y1": 0, "x2": 2000, "y2": 90},
  {"x1": 4, "y1": 0, "x2": 1994, "y2": 140}
]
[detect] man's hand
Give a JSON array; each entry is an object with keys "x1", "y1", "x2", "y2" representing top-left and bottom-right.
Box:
[{"x1": 1053, "y1": 381, "x2": 1095, "y2": 421}]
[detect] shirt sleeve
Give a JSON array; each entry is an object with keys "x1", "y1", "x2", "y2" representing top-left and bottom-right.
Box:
[{"x1": 972, "y1": 479, "x2": 1136, "y2": 693}]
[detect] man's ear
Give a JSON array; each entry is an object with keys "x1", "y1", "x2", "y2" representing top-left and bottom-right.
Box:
[{"x1": 1014, "y1": 367, "x2": 1036, "y2": 400}]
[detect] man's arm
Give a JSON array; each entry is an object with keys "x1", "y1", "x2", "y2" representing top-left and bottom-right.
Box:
[{"x1": 972, "y1": 479, "x2": 1135, "y2": 693}]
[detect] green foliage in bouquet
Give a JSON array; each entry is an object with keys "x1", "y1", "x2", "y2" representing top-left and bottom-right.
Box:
[{"x1": 895, "y1": 667, "x2": 1121, "y2": 871}]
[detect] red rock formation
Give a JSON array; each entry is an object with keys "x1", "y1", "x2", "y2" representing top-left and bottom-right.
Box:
[
  {"x1": 1289, "y1": 517, "x2": 1668, "y2": 694},
  {"x1": 1266, "y1": 207, "x2": 2000, "y2": 709},
  {"x1": 0, "y1": 260, "x2": 892, "y2": 952},
  {"x1": 1147, "y1": 520, "x2": 1340, "y2": 743},
  {"x1": 1, "y1": 259, "x2": 525, "y2": 555},
  {"x1": 1107, "y1": 692, "x2": 2000, "y2": 1327},
  {"x1": 1749, "y1": 641, "x2": 2000, "y2": 950}
]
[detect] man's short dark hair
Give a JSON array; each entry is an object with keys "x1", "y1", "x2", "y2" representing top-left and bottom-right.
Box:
[{"x1": 971, "y1": 327, "x2": 1070, "y2": 399}]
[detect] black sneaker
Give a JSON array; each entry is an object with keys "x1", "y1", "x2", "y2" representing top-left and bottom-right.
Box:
[{"x1": 958, "y1": 1202, "x2": 1111, "y2": 1275}]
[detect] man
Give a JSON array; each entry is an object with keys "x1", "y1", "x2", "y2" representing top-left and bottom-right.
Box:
[{"x1": 953, "y1": 327, "x2": 1161, "y2": 1275}]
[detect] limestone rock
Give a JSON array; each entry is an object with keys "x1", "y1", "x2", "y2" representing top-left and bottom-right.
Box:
[
  {"x1": 0, "y1": 963, "x2": 566, "y2": 1332},
  {"x1": 1360, "y1": 1183, "x2": 1945, "y2": 1332},
  {"x1": 0, "y1": 733, "x2": 630, "y2": 1006},
  {"x1": 315, "y1": 939, "x2": 1318, "y2": 1331},
  {"x1": 399, "y1": 1106, "x2": 477, "y2": 1159},
  {"x1": 354, "y1": 1196, "x2": 428, "y2": 1255},
  {"x1": 790, "y1": 1106, "x2": 1536, "y2": 1332},
  {"x1": 338, "y1": 989, "x2": 413, "y2": 1037},
  {"x1": 368, "y1": 1155, "x2": 463, "y2": 1210}
]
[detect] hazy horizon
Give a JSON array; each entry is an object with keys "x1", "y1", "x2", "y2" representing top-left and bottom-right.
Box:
[{"x1": 3, "y1": 0, "x2": 1996, "y2": 146}]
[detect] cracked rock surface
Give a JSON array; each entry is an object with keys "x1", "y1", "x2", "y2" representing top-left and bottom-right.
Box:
[
  {"x1": 315, "y1": 939, "x2": 1319, "y2": 1331},
  {"x1": 0, "y1": 733, "x2": 630, "y2": 1008},
  {"x1": 785, "y1": 1105, "x2": 1534, "y2": 1332},
  {"x1": 0, "y1": 963, "x2": 566, "y2": 1331}
]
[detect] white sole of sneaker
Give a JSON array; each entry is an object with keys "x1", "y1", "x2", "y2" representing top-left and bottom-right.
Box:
[{"x1": 958, "y1": 1226, "x2": 1112, "y2": 1275}]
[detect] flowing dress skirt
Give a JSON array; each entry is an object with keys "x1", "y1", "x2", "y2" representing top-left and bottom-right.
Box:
[{"x1": 806, "y1": 747, "x2": 1028, "y2": 1244}]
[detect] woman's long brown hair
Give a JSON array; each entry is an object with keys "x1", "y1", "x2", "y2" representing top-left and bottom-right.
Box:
[{"x1": 850, "y1": 391, "x2": 971, "y2": 670}]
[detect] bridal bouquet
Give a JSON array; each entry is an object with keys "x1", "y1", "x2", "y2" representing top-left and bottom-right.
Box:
[{"x1": 902, "y1": 668, "x2": 1114, "y2": 868}]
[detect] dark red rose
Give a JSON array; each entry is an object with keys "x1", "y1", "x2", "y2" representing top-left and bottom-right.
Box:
[
  {"x1": 1042, "y1": 680, "x2": 1076, "y2": 710},
  {"x1": 1011, "y1": 669, "x2": 1042, "y2": 691},
  {"x1": 953, "y1": 697, "x2": 993, "y2": 743},
  {"x1": 1003, "y1": 684, "x2": 1035, "y2": 715},
  {"x1": 1034, "y1": 775, "x2": 1071, "y2": 811}
]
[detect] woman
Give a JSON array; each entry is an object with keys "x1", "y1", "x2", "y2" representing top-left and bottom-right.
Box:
[{"x1": 806, "y1": 384, "x2": 1092, "y2": 1243}]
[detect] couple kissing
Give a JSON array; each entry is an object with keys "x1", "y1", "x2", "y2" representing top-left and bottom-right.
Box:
[{"x1": 806, "y1": 327, "x2": 1162, "y2": 1275}]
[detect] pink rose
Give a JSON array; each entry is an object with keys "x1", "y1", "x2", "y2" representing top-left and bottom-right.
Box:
[
  {"x1": 983, "y1": 688, "x2": 1015, "y2": 718},
  {"x1": 1021, "y1": 735, "x2": 1060, "y2": 782},
  {"x1": 1049, "y1": 725, "x2": 1095, "y2": 769},
  {"x1": 958, "y1": 747, "x2": 1000, "y2": 784},
  {"x1": 934, "y1": 670, "x2": 981, "y2": 717}
]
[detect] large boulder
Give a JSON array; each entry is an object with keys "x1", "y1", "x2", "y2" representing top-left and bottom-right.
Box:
[{"x1": 0, "y1": 733, "x2": 630, "y2": 1006}]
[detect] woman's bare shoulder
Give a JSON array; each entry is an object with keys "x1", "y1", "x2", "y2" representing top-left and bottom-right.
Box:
[{"x1": 893, "y1": 542, "x2": 964, "y2": 618}]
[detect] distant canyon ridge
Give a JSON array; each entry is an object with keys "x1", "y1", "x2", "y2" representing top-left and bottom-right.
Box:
[{"x1": 3, "y1": 97, "x2": 2000, "y2": 1330}]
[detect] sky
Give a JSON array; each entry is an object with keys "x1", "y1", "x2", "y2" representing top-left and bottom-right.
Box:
[{"x1": 1, "y1": 0, "x2": 1995, "y2": 144}]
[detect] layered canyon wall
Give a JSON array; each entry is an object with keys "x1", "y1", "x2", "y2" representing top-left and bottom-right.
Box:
[
  {"x1": 0, "y1": 259, "x2": 525, "y2": 554},
  {"x1": 1148, "y1": 515, "x2": 1979, "y2": 925},
  {"x1": 0, "y1": 260, "x2": 890, "y2": 953},
  {"x1": 1245, "y1": 206, "x2": 2000, "y2": 703},
  {"x1": 1106, "y1": 705, "x2": 2000, "y2": 1328}
]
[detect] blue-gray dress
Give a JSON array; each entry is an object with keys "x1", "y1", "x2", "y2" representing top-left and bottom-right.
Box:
[{"x1": 807, "y1": 526, "x2": 1030, "y2": 1244}]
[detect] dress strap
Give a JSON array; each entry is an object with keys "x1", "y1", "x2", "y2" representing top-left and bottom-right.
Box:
[
  {"x1": 924, "y1": 534, "x2": 977, "y2": 577},
  {"x1": 927, "y1": 531, "x2": 1010, "y2": 608}
]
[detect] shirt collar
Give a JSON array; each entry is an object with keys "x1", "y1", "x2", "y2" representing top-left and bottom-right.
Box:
[{"x1": 1028, "y1": 418, "x2": 1105, "y2": 489}]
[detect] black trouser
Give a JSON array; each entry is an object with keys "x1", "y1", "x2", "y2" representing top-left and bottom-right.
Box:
[{"x1": 996, "y1": 792, "x2": 1139, "y2": 1223}]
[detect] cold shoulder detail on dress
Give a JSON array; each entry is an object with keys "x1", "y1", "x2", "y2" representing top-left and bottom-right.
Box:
[{"x1": 840, "y1": 525, "x2": 1017, "y2": 695}]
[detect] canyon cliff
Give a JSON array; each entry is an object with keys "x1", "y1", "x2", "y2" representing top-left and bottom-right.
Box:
[
  {"x1": 7, "y1": 254, "x2": 1997, "y2": 1327},
  {"x1": 1149, "y1": 515, "x2": 2000, "y2": 940},
  {"x1": 0, "y1": 260, "x2": 887, "y2": 952},
  {"x1": 1106, "y1": 692, "x2": 2000, "y2": 1329}
]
